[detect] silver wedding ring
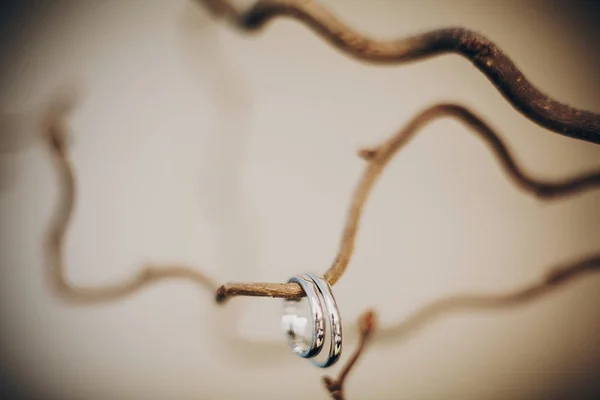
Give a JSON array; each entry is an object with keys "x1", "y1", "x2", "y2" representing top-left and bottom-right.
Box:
[
  {"x1": 281, "y1": 273, "x2": 343, "y2": 368},
  {"x1": 282, "y1": 275, "x2": 325, "y2": 358}
]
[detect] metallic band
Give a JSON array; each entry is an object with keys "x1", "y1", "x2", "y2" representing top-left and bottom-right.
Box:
[
  {"x1": 305, "y1": 273, "x2": 343, "y2": 368},
  {"x1": 282, "y1": 275, "x2": 325, "y2": 358}
]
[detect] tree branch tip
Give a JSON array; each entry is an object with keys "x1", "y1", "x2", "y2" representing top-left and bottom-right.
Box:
[{"x1": 215, "y1": 285, "x2": 229, "y2": 304}]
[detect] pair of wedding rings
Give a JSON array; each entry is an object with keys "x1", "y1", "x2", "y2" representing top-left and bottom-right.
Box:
[{"x1": 281, "y1": 273, "x2": 342, "y2": 368}]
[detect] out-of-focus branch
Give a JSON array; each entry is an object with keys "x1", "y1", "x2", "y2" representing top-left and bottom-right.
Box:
[
  {"x1": 323, "y1": 310, "x2": 377, "y2": 400},
  {"x1": 317, "y1": 254, "x2": 600, "y2": 399},
  {"x1": 217, "y1": 102, "x2": 600, "y2": 303},
  {"x1": 42, "y1": 96, "x2": 219, "y2": 304},
  {"x1": 377, "y1": 253, "x2": 600, "y2": 343},
  {"x1": 197, "y1": 0, "x2": 600, "y2": 145}
]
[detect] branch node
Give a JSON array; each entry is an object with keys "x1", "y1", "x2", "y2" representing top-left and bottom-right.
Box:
[{"x1": 357, "y1": 148, "x2": 378, "y2": 161}]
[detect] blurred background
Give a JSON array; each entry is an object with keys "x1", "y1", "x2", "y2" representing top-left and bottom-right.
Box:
[{"x1": 1, "y1": 0, "x2": 600, "y2": 399}]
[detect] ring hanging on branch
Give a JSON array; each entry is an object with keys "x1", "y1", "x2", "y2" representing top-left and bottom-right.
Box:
[
  {"x1": 197, "y1": 0, "x2": 600, "y2": 145},
  {"x1": 281, "y1": 273, "x2": 343, "y2": 368},
  {"x1": 216, "y1": 103, "x2": 600, "y2": 302},
  {"x1": 282, "y1": 274, "x2": 326, "y2": 359},
  {"x1": 40, "y1": 3, "x2": 600, "y2": 397}
]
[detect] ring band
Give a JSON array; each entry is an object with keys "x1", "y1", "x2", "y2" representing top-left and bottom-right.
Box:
[
  {"x1": 282, "y1": 275, "x2": 325, "y2": 358},
  {"x1": 305, "y1": 273, "x2": 343, "y2": 368}
]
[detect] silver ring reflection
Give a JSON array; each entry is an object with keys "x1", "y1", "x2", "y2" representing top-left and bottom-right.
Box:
[
  {"x1": 305, "y1": 273, "x2": 343, "y2": 368},
  {"x1": 282, "y1": 275, "x2": 325, "y2": 358}
]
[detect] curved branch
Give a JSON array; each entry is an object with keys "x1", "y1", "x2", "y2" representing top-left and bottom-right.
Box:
[
  {"x1": 323, "y1": 310, "x2": 377, "y2": 400},
  {"x1": 358, "y1": 104, "x2": 600, "y2": 199},
  {"x1": 217, "y1": 102, "x2": 600, "y2": 302},
  {"x1": 42, "y1": 97, "x2": 219, "y2": 304},
  {"x1": 198, "y1": 0, "x2": 600, "y2": 145},
  {"x1": 43, "y1": 96, "x2": 600, "y2": 304},
  {"x1": 321, "y1": 253, "x2": 600, "y2": 399},
  {"x1": 376, "y1": 252, "x2": 600, "y2": 344}
]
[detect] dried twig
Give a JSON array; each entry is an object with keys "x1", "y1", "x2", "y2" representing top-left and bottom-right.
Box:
[
  {"x1": 377, "y1": 253, "x2": 600, "y2": 344},
  {"x1": 217, "y1": 103, "x2": 600, "y2": 303},
  {"x1": 197, "y1": 0, "x2": 600, "y2": 145},
  {"x1": 42, "y1": 96, "x2": 219, "y2": 304},
  {"x1": 44, "y1": 96, "x2": 600, "y2": 304},
  {"x1": 323, "y1": 310, "x2": 377, "y2": 400}
]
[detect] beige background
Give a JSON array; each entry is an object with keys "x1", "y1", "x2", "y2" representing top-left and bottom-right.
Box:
[{"x1": 1, "y1": 0, "x2": 600, "y2": 399}]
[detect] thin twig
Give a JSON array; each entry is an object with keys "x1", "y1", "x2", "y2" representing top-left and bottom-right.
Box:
[
  {"x1": 197, "y1": 0, "x2": 600, "y2": 145},
  {"x1": 42, "y1": 96, "x2": 219, "y2": 304},
  {"x1": 217, "y1": 103, "x2": 600, "y2": 303},
  {"x1": 377, "y1": 253, "x2": 600, "y2": 344},
  {"x1": 317, "y1": 254, "x2": 600, "y2": 399},
  {"x1": 323, "y1": 310, "x2": 377, "y2": 400}
]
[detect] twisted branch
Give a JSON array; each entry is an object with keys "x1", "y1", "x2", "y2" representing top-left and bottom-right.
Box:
[
  {"x1": 217, "y1": 103, "x2": 600, "y2": 302},
  {"x1": 43, "y1": 96, "x2": 600, "y2": 304},
  {"x1": 43, "y1": 96, "x2": 219, "y2": 304},
  {"x1": 197, "y1": 0, "x2": 600, "y2": 145},
  {"x1": 377, "y1": 253, "x2": 600, "y2": 344}
]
